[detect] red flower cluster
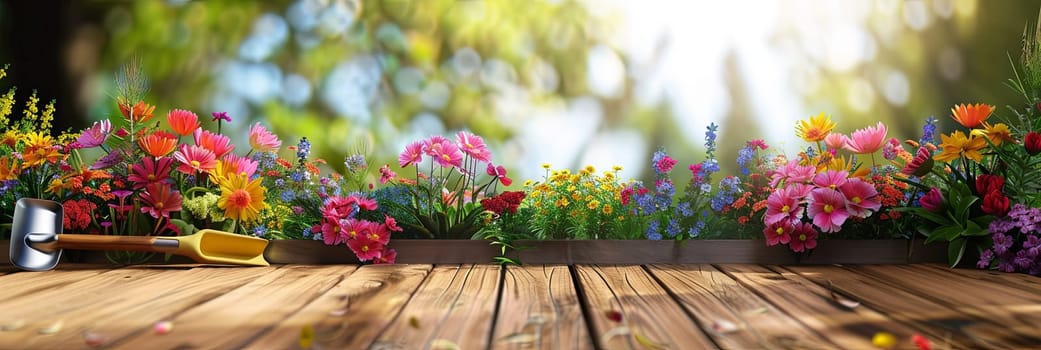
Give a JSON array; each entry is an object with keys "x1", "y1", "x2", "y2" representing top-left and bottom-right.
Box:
[
  {"x1": 976, "y1": 174, "x2": 1010, "y2": 217},
  {"x1": 480, "y1": 191, "x2": 526, "y2": 215},
  {"x1": 63, "y1": 199, "x2": 98, "y2": 231}
]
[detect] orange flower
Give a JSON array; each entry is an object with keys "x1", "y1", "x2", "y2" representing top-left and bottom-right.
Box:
[
  {"x1": 118, "y1": 98, "x2": 156, "y2": 123},
  {"x1": 216, "y1": 172, "x2": 267, "y2": 222},
  {"x1": 138, "y1": 131, "x2": 178, "y2": 157},
  {"x1": 21, "y1": 132, "x2": 62, "y2": 167},
  {"x1": 0, "y1": 156, "x2": 20, "y2": 180},
  {"x1": 950, "y1": 103, "x2": 995, "y2": 129},
  {"x1": 166, "y1": 109, "x2": 200, "y2": 136}
]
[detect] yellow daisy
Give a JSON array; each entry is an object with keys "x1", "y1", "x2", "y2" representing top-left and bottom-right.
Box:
[{"x1": 216, "y1": 172, "x2": 268, "y2": 222}]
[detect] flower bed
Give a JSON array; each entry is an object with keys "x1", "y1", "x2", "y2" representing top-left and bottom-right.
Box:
[{"x1": 3, "y1": 29, "x2": 1041, "y2": 273}]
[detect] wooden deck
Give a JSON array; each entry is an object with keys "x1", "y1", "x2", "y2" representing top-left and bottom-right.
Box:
[{"x1": 1, "y1": 263, "x2": 1039, "y2": 349}]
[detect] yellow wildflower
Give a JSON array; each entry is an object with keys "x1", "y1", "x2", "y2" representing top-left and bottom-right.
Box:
[
  {"x1": 612, "y1": 165, "x2": 623, "y2": 172},
  {"x1": 795, "y1": 112, "x2": 836, "y2": 142},
  {"x1": 934, "y1": 130, "x2": 986, "y2": 163},
  {"x1": 602, "y1": 204, "x2": 614, "y2": 215},
  {"x1": 541, "y1": 163, "x2": 551, "y2": 169},
  {"x1": 971, "y1": 122, "x2": 1014, "y2": 146}
]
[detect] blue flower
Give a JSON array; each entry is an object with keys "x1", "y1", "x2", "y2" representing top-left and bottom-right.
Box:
[
  {"x1": 677, "y1": 202, "x2": 693, "y2": 217},
  {"x1": 704, "y1": 123, "x2": 719, "y2": 157},
  {"x1": 736, "y1": 147, "x2": 754, "y2": 175},
  {"x1": 252, "y1": 225, "x2": 268, "y2": 237},
  {"x1": 688, "y1": 221, "x2": 705, "y2": 238},
  {"x1": 645, "y1": 221, "x2": 662, "y2": 240},
  {"x1": 297, "y1": 137, "x2": 311, "y2": 161},
  {"x1": 280, "y1": 190, "x2": 295, "y2": 202},
  {"x1": 665, "y1": 219, "x2": 681, "y2": 237},
  {"x1": 919, "y1": 116, "x2": 938, "y2": 146},
  {"x1": 302, "y1": 227, "x2": 312, "y2": 238}
]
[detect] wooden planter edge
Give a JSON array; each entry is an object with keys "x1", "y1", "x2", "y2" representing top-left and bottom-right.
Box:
[{"x1": 1, "y1": 238, "x2": 947, "y2": 266}]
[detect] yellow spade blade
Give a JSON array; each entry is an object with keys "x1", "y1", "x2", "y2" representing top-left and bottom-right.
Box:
[{"x1": 172, "y1": 229, "x2": 270, "y2": 266}]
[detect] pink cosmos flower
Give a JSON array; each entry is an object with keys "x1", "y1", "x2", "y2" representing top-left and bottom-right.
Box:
[
  {"x1": 364, "y1": 224, "x2": 391, "y2": 245},
  {"x1": 765, "y1": 188, "x2": 802, "y2": 225},
  {"x1": 456, "y1": 131, "x2": 492, "y2": 162},
  {"x1": 319, "y1": 220, "x2": 343, "y2": 245},
  {"x1": 348, "y1": 235, "x2": 385, "y2": 261},
  {"x1": 808, "y1": 188, "x2": 849, "y2": 233},
  {"x1": 399, "y1": 141, "x2": 424, "y2": 167},
  {"x1": 73, "y1": 120, "x2": 112, "y2": 148},
  {"x1": 220, "y1": 153, "x2": 259, "y2": 178},
  {"x1": 823, "y1": 133, "x2": 848, "y2": 151},
  {"x1": 211, "y1": 111, "x2": 231, "y2": 122},
  {"x1": 769, "y1": 161, "x2": 816, "y2": 187},
  {"x1": 173, "y1": 144, "x2": 217, "y2": 175},
  {"x1": 764, "y1": 221, "x2": 793, "y2": 246},
  {"x1": 248, "y1": 122, "x2": 282, "y2": 152},
  {"x1": 379, "y1": 164, "x2": 397, "y2": 184},
  {"x1": 786, "y1": 183, "x2": 814, "y2": 201},
  {"x1": 486, "y1": 163, "x2": 513, "y2": 186},
  {"x1": 339, "y1": 218, "x2": 371, "y2": 242},
  {"x1": 384, "y1": 216, "x2": 403, "y2": 232},
  {"x1": 194, "y1": 129, "x2": 235, "y2": 158},
  {"x1": 920, "y1": 187, "x2": 944, "y2": 212},
  {"x1": 139, "y1": 182, "x2": 182, "y2": 219},
  {"x1": 167, "y1": 109, "x2": 200, "y2": 136},
  {"x1": 839, "y1": 178, "x2": 881, "y2": 218},
  {"x1": 844, "y1": 121, "x2": 888, "y2": 154},
  {"x1": 789, "y1": 222, "x2": 818, "y2": 252},
  {"x1": 426, "y1": 138, "x2": 463, "y2": 168},
  {"x1": 128, "y1": 156, "x2": 174, "y2": 189},
  {"x1": 373, "y1": 248, "x2": 397, "y2": 264},
  {"x1": 356, "y1": 196, "x2": 378, "y2": 211},
  {"x1": 422, "y1": 135, "x2": 450, "y2": 157},
  {"x1": 813, "y1": 170, "x2": 848, "y2": 190}
]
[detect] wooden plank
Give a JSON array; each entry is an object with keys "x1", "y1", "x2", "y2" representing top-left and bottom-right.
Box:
[
  {"x1": 717, "y1": 264, "x2": 913, "y2": 349},
  {"x1": 787, "y1": 264, "x2": 1040, "y2": 349},
  {"x1": 647, "y1": 264, "x2": 839, "y2": 349},
  {"x1": 492, "y1": 265, "x2": 592, "y2": 350},
  {"x1": 372, "y1": 264, "x2": 501, "y2": 349},
  {"x1": 108, "y1": 265, "x2": 356, "y2": 349},
  {"x1": 0, "y1": 266, "x2": 276, "y2": 349},
  {"x1": 0, "y1": 264, "x2": 108, "y2": 300},
  {"x1": 849, "y1": 264, "x2": 1041, "y2": 346},
  {"x1": 242, "y1": 264, "x2": 432, "y2": 349},
  {"x1": 922, "y1": 264, "x2": 1041, "y2": 294},
  {"x1": 574, "y1": 264, "x2": 715, "y2": 349}
]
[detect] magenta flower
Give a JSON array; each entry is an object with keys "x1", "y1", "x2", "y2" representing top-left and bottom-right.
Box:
[
  {"x1": 211, "y1": 111, "x2": 231, "y2": 122},
  {"x1": 347, "y1": 234, "x2": 385, "y2": 261},
  {"x1": 765, "y1": 187, "x2": 802, "y2": 225},
  {"x1": 764, "y1": 221, "x2": 793, "y2": 246},
  {"x1": 425, "y1": 137, "x2": 463, "y2": 168},
  {"x1": 808, "y1": 188, "x2": 849, "y2": 233},
  {"x1": 373, "y1": 248, "x2": 397, "y2": 264},
  {"x1": 139, "y1": 182, "x2": 182, "y2": 219},
  {"x1": 486, "y1": 163, "x2": 513, "y2": 186},
  {"x1": 364, "y1": 223, "x2": 391, "y2": 246},
  {"x1": 128, "y1": 156, "x2": 174, "y2": 189},
  {"x1": 422, "y1": 135, "x2": 451, "y2": 157},
  {"x1": 73, "y1": 120, "x2": 112, "y2": 148},
  {"x1": 844, "y1": 121, "x2": 888, "y2": 154},
  {"x1": 221, "y1": 153, "x2": 259, "y2": 178},
  {"x1": 812, "y1": 170, "x2": 848, "y2": 190},
  {"x1": 319, "y1": 220, "x2": 343, "y2": 245},
  {"x1": 399, "y1": 141, "x2": 423, "y2": 167},
  {"x1": 173, "y1": 144, "x2": 217, "y2": 175},
  {"x1": 248, "y1": 122, "x2": 282, "y2": 152},
  {"x1": 901, "y1": 147, "x2": 934, "y2": 177},
  {"x1": 379, "y1": 164, "x2": 397, "y2": 184},
  {"x1": 785, "y1": 183, "x2": 814, "y2": 200},
  {"x1": 789, "y1": 222, "x2": 818, "y2": 252},
  {"x1": 339, "y1": 218, "x2": 371, "y2": 242},
  {"x1": 920, "y1": 187, "x2": 944, "y2": 212},
  {"x1": 839, "y1": 178, "x2": 881, "y2": 218},
  {"x1": 456, "y1": 131, "x2": 492, "y2": 162}
]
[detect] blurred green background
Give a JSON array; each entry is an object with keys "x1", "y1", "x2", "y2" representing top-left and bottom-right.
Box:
[{"x1": 2, "y1": 0, "x2": 1040, "y2": 184}]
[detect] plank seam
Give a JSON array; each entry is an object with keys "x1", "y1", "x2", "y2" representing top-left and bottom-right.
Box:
[
  {"x1": 486, "y1": 264, "x2": 506, "y2": 350},
  {"x1": 640, "y1": 264, "x2": 723, "y2": 349},
  {"x1": 568, "y1": 264, "x2": 604, "y2": 350}
]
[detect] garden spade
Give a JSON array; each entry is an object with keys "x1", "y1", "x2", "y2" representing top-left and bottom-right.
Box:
[{"x1": 10, "y1": 198, "x2": 270, "y2": 271}]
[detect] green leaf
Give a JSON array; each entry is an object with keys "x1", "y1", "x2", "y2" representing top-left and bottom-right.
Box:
[
  {"x1": 169, "y1": 219, "x2": 198, "y2": 236},
  {"x1": 947, "y1": 237, "x2": 967, "y2": 268},
  {"x1": 927, "y1": 225, "x2": 962, "y2": 243}
]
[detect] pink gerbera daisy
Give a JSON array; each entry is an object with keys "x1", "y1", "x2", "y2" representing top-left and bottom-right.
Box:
[
  {"x1": 901, "y1": 147, "x2": 934, "y2": 177},
  {"x1": 339, "y1": 218, "x2": 371, "y2": 241},
  {"x1": 167, "y1": 109, "x2": 200, "y2": 136},
  {"x1": 365, "y1": 224, "x2": 391, "y2": 245},
  {"x1": 764, "y1": 188, "x2": 802, "y2": 225},
  {"x1": 456, "y1": 131, "x2": 492, "y2": 162},
  {"x1": 789, "y1": 222, "x2": 818, "y2": 252},
  {"x1": 813, "y1": 170, "x2": 848, "y2": 190},
  {"x1": 379, "y1": 164, "x2": 397, "y2": 184},
  {"x1": 422, "y1": 135, "x2": 450, "y2": 157},
  {"x1": 128, "y1": 156, "x2": 174, "y2": 189},
  {"x1": 194, "y1": 129, "x2": 235, "y2": 158},
  {"x1": 220, "y1": 153, "x2": 259, "y2": 178},
  {"x1": 808, "y1": 188, "x2": 849, "y2": 233},
  {"x1": 426, "y1": 137, "x2": 463, "y2": 168},
  {"x1": 823, "y1": 133, "x2": 848, "y2": 151},
  {"x1": 348, "y1": 235, "x2": 386, "y2": 261},
  {"x1": 844, "y1": 121, "x2": 888, "y2": 154},
  {"x1": 764, "y1": 220, "x2": 793, "y2": 246},
  {"x1": 139, "y1": 182, "x2": 182, "y2": 219},
  {"x1": 769, "y1": 161, "x2": 816, "y2": 187},
  {"x1": 319, "y1": 220, "x2": 343, "y2": 246},
  {"x1": 248, "y1": 122, "x2": 282, "y2": 152},
  {"x1": 399, "y1": 141, "x2": 424, "y2": 168},
  {"x1": 839, "y1": 178, "x2": 881, "y2": 218},
  {"x1": 373, "y1": 248, "x2": 397, "y2": 264},
  {"x1": 173, "y1": 144, "x2": 217, "y2": 175}
]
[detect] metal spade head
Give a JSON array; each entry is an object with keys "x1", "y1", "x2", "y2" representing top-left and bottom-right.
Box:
[{"x1": 10, "y1": 198, "x2": 65, "y2": 271}]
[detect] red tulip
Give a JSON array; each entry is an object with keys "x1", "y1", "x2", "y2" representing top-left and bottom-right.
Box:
[
  {"x1": 975, "y1": 174, "x2": 1004, "y2": 196},
  {"x1": 1025, "y1": 131, "x2": 1041, "y2": 156},
  {"x1": 981, "y1": 191, "x2": 1010, "y2": 217}
]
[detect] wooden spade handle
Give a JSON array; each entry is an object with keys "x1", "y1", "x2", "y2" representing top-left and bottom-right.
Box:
[{"x1": 30, "y1": 234, "x2": 180, "y2": 253}]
